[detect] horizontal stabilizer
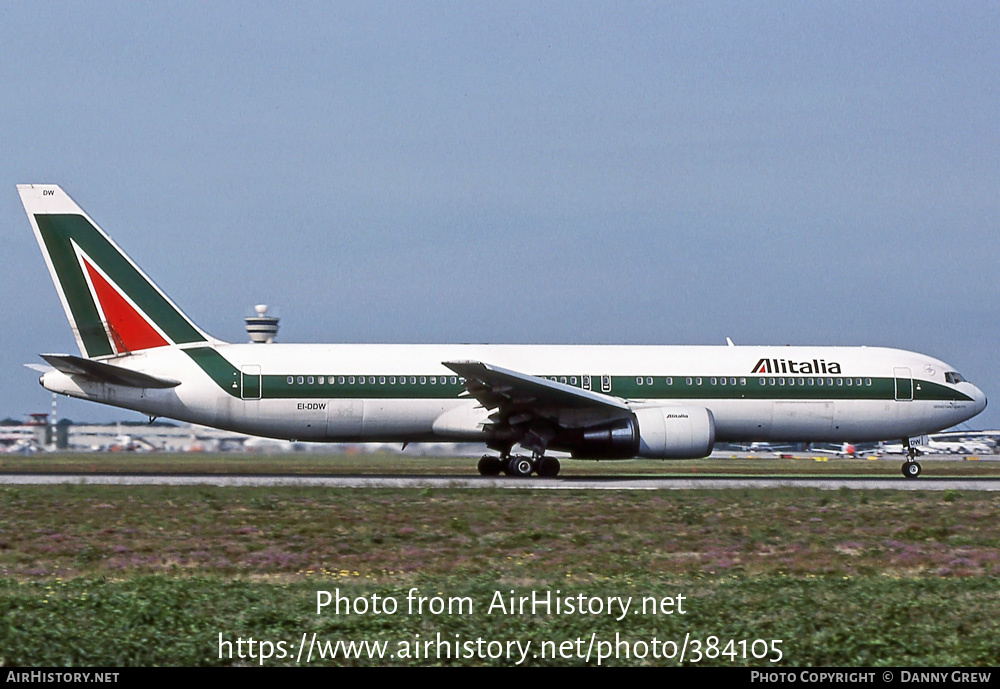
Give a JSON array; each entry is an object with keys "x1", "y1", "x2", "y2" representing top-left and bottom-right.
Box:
[
  {"x1": 40, "y1": 354, "x2": 181, "y2": 389},
  {"x1": 24, "y1": 363, "x2": 54, "y2": 373}
]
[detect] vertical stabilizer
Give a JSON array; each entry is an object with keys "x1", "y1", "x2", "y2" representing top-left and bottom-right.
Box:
[{"x1": 18, "y1": 184, "x2": 216, "y2": 358}]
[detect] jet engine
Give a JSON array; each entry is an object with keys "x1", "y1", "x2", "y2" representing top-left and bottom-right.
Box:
[{"x1": 572, "y1": 406, "x2": 715, "y2": 459}]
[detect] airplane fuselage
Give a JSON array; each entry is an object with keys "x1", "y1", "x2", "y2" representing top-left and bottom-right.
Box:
[{"x1": 39, "y1": 342, "x2": 986, "y2": 449}]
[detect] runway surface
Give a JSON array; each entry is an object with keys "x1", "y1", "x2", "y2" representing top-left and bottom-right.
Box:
[{"x1": 2, "y1": 473, "x2": 999, "y2": 490}]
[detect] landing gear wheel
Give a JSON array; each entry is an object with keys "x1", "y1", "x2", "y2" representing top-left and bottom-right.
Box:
[
  {"x1": 509, "y1": 456, "x2": 534, "y2": 478},
  {"x1": 477, "y1": 455, "x2": 502, "y2": 476},
  {"x1": 536, "y1": 456, "x2": 561, "y2": 477},
  {"x1": 901, "y1": 461, "x2": 922, "y2": 479}
]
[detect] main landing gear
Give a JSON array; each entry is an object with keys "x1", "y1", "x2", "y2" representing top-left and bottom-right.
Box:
[
  {"x1": 477, "y1": 453, "x2": 561, "y2": 478},
  {"x1": 901, "y1": 438, "x2": 922, "y2": 479}
]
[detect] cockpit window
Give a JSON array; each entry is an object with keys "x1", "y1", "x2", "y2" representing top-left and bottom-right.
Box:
[{"x1": 945, "y1": 371, "x2": 968, "y2": 384}]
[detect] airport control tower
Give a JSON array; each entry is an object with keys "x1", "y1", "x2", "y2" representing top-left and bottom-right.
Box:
[{"x1": 245, "y1": 304, "x2": 279, "y2": 343}]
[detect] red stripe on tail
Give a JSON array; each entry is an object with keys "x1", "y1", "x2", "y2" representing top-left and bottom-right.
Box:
[{"x1": 83, "y1": 258, "x2": 169, "y2": 352}]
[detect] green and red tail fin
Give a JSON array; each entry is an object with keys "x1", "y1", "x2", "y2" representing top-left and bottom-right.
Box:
[{"x1": 18, "y1": 184, "x2": 219, "y2": 358}]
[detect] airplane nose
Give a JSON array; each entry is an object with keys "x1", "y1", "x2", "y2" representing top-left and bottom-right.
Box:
[{"x1": 974, "y1": 385, "x2": 988, "y2": 414}]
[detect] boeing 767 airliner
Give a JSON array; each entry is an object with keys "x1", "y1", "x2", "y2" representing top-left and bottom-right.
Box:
[{"x1": 18, "y1": 184, "x2": 987, "y2": 478}]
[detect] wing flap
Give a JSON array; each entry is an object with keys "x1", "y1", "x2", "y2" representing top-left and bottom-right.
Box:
[{"x1": 40, "y1": 354, "x2": 181, "y2": 388}]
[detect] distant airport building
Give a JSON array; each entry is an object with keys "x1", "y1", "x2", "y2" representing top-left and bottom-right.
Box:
[{"x1": 0, "y1": 415, "x2": 481, "y2": 455}]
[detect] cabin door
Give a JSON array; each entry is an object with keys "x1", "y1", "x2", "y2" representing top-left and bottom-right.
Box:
[
  {"x1": 893, "y1": 367, "x2": 913, "y2": 401},
  {"x1": 241, "y1": 365, "x2": 261, "y2": 400}
]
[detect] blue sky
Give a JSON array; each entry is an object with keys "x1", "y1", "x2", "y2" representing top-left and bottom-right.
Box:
[{"x1": 2, "y1": 2, "x2": 998, "y2": 429}]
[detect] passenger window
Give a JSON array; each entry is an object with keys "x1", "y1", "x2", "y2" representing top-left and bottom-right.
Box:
[
  {"x1": 297, "y1": 376, "x2": 304, "y2": 384},
  {"x1": 287, "y1": 376, "x2": 294, "y2": 385}
]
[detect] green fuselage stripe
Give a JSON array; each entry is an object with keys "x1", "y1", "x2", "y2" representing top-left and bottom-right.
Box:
[
  {"x1": 183, "y1": 349, "x2": 972, "y2": 403},
  {"x1": 185, "y1": 348, "x2": 242, "y2": 397}
]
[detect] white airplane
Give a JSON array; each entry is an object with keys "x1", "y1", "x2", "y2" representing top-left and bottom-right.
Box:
[
  {"x1": 930, "y1": 430, "x2": 999, "y2": 447},
  {"x1": 812, "y1": 442, "x2": 862, "y2": 458},
  {"x1": 918, "y1": 438, "x2": 993, "y2": 455},
  {"x1": 883, "y1": 433, "x2": 995, "y2": 456},
  {"x1": 18, "y1": 184, "x2": 988, "y2": 478}
]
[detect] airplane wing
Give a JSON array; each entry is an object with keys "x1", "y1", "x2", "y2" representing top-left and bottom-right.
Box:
[
  {"x1": 40, "y1": 354, "x2": 181, "y2": 389},
  {"x1": 443, "y1": 360, "x2": 631, "y2": 430}
]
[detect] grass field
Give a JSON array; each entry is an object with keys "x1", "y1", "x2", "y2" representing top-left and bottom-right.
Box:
[{"x1": 1, "y1": 453, "x2": 998, "y2": 666}]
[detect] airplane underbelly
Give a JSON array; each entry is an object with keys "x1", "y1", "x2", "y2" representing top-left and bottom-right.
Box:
[
  {"x1": 709, "y1": 400, "x2": 772, "y2": 441},
  {"x1": 833, "y1": 400, "x2": 898, "y2": 441},
  {"x1": 327, "y1": 400, "x2": 364, "y2": 437},
  {"x1": 360, "y1": 399, "x2": 451, "y2": 439},
  {"x1": 770, "y1": 401, "x2": 834, "y2": 441}
]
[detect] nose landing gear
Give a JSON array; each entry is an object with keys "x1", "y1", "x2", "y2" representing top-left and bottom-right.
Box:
[{"x1": 901, "y1": 439, "x2": 922, "y2": 479}]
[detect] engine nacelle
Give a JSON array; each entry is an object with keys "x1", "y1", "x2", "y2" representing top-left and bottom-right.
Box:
[
  {"x1": 574, "y1": 406, "x2": 715, "y2": 459},
  {"x1": 633, "y1": 405, "x2": 715, "y2": 458}
]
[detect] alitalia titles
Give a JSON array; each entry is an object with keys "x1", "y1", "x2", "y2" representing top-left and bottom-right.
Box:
[{"x1": 751, "y1": 358, "x2": 842, "y2": 375}]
